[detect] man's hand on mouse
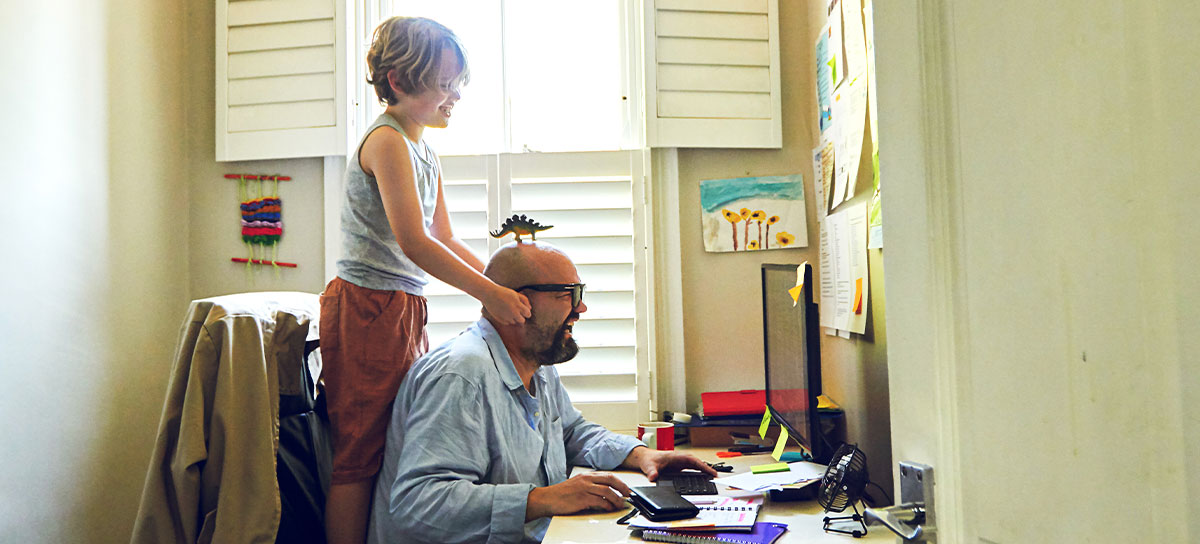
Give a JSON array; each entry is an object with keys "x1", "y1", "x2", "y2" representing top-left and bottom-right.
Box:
[{"x1": 525, "y1": 472, "x2": 632, "y2": 520}]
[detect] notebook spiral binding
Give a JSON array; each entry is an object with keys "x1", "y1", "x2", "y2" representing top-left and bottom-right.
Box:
[
  {"x1": 638, "y1": 521, "x2": 788, "y2": 544},
  {"x1": 640, "y1": 529, "x2": 756, "y2": 544}
]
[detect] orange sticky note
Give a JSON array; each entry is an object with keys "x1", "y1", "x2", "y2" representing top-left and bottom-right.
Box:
[
  {"x1": 758, "y1": 408, "x2": 772, "y2": 440},
  {"x1": 772, "y1": 426, "x2": 789, "y2": 461},
  {"x1": 853, "y1": 278, "x2": 863, "y2": 314}
]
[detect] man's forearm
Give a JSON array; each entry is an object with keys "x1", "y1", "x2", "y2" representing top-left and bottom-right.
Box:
[
  {"x1": 618, "y1": 445, "x2": 649, "y2": 471},
  {"x1": 390, "y1": 477, "x2": 534, "y2": 543},
  {"x1": 525, "y1": 486, "x2": 551, "y2": 522}
]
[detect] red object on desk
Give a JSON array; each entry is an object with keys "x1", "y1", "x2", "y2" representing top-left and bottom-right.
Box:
[
  {"x1": 701, "y1": 389, "x2": 766, "y2": 417},
  {"x1": 716, "y1": 451, "x2": 743, "y2": 458}
]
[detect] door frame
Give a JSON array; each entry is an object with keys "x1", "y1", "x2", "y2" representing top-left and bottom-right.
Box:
[{"x1": 875, "y1": 1, "x2": 966, "y2": 540}]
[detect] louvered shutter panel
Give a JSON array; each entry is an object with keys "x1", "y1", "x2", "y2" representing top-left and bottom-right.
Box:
[
  {"x1": 216, "y1": 0, "x2": 348, "y2": 161},
  {"x1": 423, "y1": 155, "x2": 492, "y2": 344},
  {"x1": 645, "y1": 0, "x2": 782, "y2": 148},
  {"x1": 426, "y1": 151, "x2": 648, "y2": 432},
  {"x1": 509, "y1": 152, "x2": 643, "y2": 431}
]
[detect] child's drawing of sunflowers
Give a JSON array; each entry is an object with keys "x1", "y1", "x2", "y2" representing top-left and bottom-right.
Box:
[{"x1": 701, "y1": 175, "x2": 808, "y2": 253}]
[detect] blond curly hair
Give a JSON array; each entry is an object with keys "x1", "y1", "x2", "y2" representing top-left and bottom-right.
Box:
[{"x1": 366, "y1": 16, "x2": 470, "y2": 105}]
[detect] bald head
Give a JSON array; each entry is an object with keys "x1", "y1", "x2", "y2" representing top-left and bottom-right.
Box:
[{"x1": 484, "y1": 241, "x2": 574, "y2": 289}]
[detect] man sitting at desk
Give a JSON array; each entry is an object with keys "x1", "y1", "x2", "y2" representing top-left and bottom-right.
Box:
[{"x1": 368, "y1": 241, "x2": 716, "y2": 544}]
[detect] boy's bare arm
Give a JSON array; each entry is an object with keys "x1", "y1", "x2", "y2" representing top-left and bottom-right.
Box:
[{"x1": 364, "y1": 129, "x2": 528, "y2": 322}]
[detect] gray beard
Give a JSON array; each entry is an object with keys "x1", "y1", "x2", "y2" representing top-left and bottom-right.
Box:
[{"x1": 535, "y1": 325, "x2": 579, "y2": 366}]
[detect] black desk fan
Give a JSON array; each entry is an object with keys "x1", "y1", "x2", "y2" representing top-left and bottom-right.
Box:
[{"x1": 818, "y1": 443, "x2": 872, "y2": 537}]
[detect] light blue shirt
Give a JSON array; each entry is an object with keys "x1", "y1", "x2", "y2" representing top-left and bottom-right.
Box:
[{"x1": 367, "y1": 318, "x2": 643, "y2": 544}]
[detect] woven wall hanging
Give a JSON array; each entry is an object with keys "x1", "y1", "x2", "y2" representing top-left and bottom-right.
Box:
[{"x1": 226, "y1": 174, "x2": 297, "y2": 276}]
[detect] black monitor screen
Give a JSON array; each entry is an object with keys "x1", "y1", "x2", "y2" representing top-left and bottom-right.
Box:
[{"x1": 761, "y1": 263, "x2": 824, "y2": 463}]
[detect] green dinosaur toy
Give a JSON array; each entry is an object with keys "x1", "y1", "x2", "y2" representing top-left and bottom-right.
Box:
[{"x1": 489, "y1": 214, "x2": 553, "y2": 242}]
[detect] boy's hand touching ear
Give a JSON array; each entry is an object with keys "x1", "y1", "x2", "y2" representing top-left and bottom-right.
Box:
[{"x1": 485, "y1": 286, "x2": 531, "y2": 324}]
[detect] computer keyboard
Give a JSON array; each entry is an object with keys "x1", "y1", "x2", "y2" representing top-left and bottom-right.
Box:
[{"x1": 659, "y1": 473, "x2": 718, "y2": 495}]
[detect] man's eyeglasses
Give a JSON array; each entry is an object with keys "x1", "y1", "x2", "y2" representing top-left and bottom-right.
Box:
[{"x1": 515, "y1": 283, "x2": 586, "y2": 307}]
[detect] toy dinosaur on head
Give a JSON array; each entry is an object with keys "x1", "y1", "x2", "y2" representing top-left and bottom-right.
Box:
[{"x1": 490, "y1": 214, "x2": 553, "y2": 242}]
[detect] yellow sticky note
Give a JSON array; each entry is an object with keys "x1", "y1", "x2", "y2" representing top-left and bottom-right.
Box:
[
  {"x1": 758, "y1": 408, "x2": 772, "y2": 440},
  {"x1": 751, "y1": 462, "x2": 790, "y2": 474},
  {"x1": 852, "y1": 278, "x2": 864, "y2": 314},
  {"x1": 788, "y1": 285, "x2": 803, "y2": 305},
  {"x1": 772, "y1": 426, "x2": 789, "y2": 461}
]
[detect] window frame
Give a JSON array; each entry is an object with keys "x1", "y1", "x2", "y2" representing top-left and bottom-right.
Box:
[
  {"x1": 360, "y1": 0, "x2": 645, "y2": 155},
  {"x1": 327, "y1": 0, "x2": 655, "y2": 432}
]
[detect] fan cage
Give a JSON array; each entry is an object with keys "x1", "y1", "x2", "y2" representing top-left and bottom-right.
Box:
[
  {"x1": 818, "y1": 443, "x2": 870, "y2": 513},
  {"x1": 818, "y1": 443, "x2": 871, "y2": 538}
]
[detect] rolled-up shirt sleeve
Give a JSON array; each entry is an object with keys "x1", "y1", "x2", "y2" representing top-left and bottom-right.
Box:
[
  {"x1": 384, "y1": 373, "x2": 533, "y2": 544},
  {"x1": 554, "y1": 377, "x2": 643, "y2": 471}
]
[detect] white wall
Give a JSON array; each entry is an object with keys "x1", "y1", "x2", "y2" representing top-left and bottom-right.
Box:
[
  {"x1": 184, "y1": 0, "x2": 329, "y2": 300},
  {"x1": 668, "y1": 0, "x2": 892, "y2": 491},
  {"x1": 0, "y1": 0, "x2": 188, "y2": 541}
]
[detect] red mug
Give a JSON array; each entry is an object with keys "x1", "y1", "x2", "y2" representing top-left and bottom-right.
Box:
[{"x1": 637, "y1": 422, "x2": 674, "y2": 450}]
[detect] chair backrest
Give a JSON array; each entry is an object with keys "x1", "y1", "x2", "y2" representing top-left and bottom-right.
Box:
[{"x1": 133, "y1": 291, "x2": 324, "y2": 544}]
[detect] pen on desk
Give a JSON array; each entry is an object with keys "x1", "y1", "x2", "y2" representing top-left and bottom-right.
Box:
[{"x1": 727, "y1": 444, "x2": 774, "y2": 454}]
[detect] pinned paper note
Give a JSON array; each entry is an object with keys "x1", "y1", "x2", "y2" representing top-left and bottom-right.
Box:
[
  {"x1": 772, "y1": 426, "x2": 789, "y2": 461},
  {"x1": 758, "y1": 408, "x2": 772, "y2": 440},
  {"x1": 788, "y1": 262, "x2": 808, "y2": 306},
  {"x1": 853, "y1": 277, "x2": 863, "y2": 314},
  {"x1": 828, "y1": 203, "x2": 869, "y2": 334}
]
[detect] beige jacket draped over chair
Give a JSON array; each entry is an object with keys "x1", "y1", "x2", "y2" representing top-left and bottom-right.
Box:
[{"x1": 131, "y1": 292, "x2": 320, "y2": 544}]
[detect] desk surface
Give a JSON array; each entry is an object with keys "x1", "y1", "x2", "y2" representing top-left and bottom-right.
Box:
[{"x1": 543, "y1": 447, "x2": 894, "y2": 543}]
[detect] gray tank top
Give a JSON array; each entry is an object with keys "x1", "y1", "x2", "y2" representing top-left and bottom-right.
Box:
[{"x1": 336, "y1": 113, "x2": 439, "y2": 294}]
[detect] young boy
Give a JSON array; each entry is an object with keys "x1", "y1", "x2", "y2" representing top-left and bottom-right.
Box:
[{"x1": 320, "y1": 17, "x2": 530, "y2": 544}]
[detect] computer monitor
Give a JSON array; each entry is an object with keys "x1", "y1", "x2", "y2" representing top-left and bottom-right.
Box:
[{"x1": 761, "y1": 263, "x2": 827, "y2": 464}]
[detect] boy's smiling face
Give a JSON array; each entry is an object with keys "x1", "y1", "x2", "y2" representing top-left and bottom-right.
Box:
[{"x1": 396, "y1": 48, "x2": 462, "y2": 130}]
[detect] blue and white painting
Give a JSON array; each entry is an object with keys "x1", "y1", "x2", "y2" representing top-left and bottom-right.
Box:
[{"x1": 700, "y1": 174, "x2": 808, "y2": 253}]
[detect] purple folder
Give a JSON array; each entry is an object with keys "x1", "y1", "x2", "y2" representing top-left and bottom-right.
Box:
[{"x1": 639, "y1": 522, "x2": 788, "y2": 544}]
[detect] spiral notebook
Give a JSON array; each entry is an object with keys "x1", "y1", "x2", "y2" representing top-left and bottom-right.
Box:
[
  {"x1": 627, "y1": 498, "x2": 760, "y2": 531},
  {"x1": 640, "y1": 522, "x2": 788, "y2": 544}
]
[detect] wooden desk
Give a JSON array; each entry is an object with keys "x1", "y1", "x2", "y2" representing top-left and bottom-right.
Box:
[{"x1": 543, "y1": 448, "x2": 894, "y2": 543}]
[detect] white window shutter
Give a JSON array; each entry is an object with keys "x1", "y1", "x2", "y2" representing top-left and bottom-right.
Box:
[
  {"x1": 644, "y1": 0, "x2": 782, "y2": 148},
  {"x1": 216, "y1": 0, "x2": 349, "y2": 161}
]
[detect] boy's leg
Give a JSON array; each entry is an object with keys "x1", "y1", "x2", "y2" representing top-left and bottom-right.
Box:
[
  {"x1": 325, "y1": 480, "x2": 374, "y2": 544},
  {"x1": 320, "y1": 279, "x2": 429, "y2": 544}
]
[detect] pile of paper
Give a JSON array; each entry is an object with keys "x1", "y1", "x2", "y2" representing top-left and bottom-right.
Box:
[{"x1": 714, "y1": 461, "x2": 827, "y2": 492}]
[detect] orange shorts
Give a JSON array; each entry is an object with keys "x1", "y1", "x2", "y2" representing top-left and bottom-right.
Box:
[{"x1": 319, "y1": 277, "x2": 428, "y2": 484}]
